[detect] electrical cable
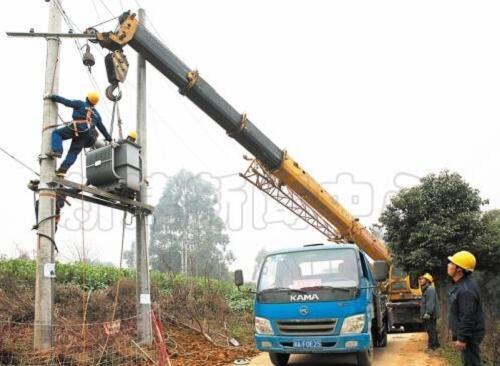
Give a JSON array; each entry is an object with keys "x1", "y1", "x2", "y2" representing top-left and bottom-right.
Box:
[{"x1": 0, "y1": 146, "x2": 39, "y2": 176}]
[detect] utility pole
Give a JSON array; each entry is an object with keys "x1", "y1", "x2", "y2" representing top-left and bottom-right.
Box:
[
  {"x1": 135, "y1": 8, "x2": 153, "y2": 345},
  {"x1": 34, "y1": 0, "x2": 61, "y2": 350}
]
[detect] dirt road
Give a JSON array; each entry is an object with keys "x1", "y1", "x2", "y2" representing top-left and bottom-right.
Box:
[{"x1": 245, "y1": 332, "x2": 446, "y2": 366}]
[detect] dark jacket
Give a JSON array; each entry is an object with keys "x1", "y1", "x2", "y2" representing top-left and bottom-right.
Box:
[
  {"x1": 52, "y1": 95, "x2": 112, "y2": 141},
  {"x1": 448, "y1": 275, "x2": 485, "y2": 342},
  {"x1": 420, "y1": 284, "x2": 439, "y2": 318}
]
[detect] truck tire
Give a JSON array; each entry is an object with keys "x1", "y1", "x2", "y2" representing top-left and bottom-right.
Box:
[
  {"x1": 356, "y1": 343, "x2": 373, "y2": 366},
  {"x1": 269, "y1": 352, "x2": 290, "y2": 366}
]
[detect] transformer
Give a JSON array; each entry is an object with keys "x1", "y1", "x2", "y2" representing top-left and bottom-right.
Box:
[{"x1": 86, "y1": 141, "x2": 142, "y2": 196}]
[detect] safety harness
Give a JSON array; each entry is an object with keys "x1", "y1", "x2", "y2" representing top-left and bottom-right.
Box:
[{"x1": 70, "y1": 107, "x2": 95, "y2": 137}]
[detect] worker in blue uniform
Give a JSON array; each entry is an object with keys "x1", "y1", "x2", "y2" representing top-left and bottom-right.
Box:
[
  {"x1": 447, "y1": 250, "x2": 485, "y2": 366},
  {"x1": 47, "y1": 91, "x2": 112, "y2": 177}
]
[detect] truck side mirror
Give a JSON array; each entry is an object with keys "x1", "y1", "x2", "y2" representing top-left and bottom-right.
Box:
[
  {"x1": 373, "y1": 261, "x2": 389, "y2": 282},
  {"x1": 234, "y1": 269, "x2": 244, "y2": 287}
]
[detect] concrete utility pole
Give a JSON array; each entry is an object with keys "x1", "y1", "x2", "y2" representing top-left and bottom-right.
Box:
[
  {"x1": 135, "y1": 8, "x2": 153, "y2": 345},
  {"x1": 34, "y1": 0, "x2": 61, "y2": 350}
]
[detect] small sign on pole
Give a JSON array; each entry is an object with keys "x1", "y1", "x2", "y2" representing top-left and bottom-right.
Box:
[{"x1": 44, "y1": 263, "x2": 56, "y2": 278}]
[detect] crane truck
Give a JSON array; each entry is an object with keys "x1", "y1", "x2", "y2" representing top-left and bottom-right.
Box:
[{"x1": 91, "y1": 11, "x2": 411, "y2": 366}]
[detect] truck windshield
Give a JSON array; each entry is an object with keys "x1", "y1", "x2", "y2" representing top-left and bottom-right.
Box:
[{"x1": 258, "y1": 248, "x2": 359, "y2": 293}]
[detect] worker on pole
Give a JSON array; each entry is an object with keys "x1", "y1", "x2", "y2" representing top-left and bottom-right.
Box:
[
  {"x1": 47, "y1": 92, "x2": 112, "y2": 177},
  {"x1": 418, "y1": 273, "x2": 440, "y2": 351},
  {"x1": 447, "y1": 250, "x2": 485, "y2": 366}
]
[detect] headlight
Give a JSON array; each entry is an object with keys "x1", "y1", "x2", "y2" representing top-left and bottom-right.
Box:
[
  {"x1": 340, "y1": 314, "x2": 365, "y2": 334},
  {"x1": 255, "y1": 317, "x2": 274, "y2": 335}
]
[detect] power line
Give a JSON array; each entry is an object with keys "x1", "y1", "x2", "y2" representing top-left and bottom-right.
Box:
[
  {"x1": 98, "y1": 0, "x2": 115, "y2": 17},
  {"x1": 0, "y1": 146, "x2": 39, "y2": 176},
  {"x1": 52, "y1": 0, "x2": 113, "y2": 119}
]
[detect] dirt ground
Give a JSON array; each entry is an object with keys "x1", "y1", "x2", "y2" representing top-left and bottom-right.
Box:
[{"x1": 244, "y1": 332, "x2": 447, "y2": 366}]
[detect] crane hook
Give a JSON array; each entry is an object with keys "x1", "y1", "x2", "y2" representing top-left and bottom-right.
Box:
[{"x1": 106, "y1": 83, "x2": 122, "y2": 102}]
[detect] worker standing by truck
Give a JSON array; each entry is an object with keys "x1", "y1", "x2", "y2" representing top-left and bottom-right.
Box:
[
  {"x1": 46, "y1": 92, "x2": 112, "y2": 177},
  {"x1": 447, "y1": 250, "x2": 485, "y2": 366},
  {"x1": 418, "y1": 273, "x2": 440, "y2": 351}
]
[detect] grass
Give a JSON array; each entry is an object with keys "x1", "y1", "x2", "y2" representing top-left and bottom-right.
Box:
[
  {"x1": 441, "y1": 346, "x2": 462, "y2": 366},
  {"x1": 441, "y1": 344, "x2": 495, "y2": 366}
]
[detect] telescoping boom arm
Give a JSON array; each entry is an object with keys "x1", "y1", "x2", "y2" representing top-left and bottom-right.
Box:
[{"x1": 94, "y1": 11, "x2": 389, "y2": 261}]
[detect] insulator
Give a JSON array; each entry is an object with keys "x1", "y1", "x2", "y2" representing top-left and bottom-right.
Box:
[{"x1": 82, "y1": 45, "x2": 95, "y2": 68}]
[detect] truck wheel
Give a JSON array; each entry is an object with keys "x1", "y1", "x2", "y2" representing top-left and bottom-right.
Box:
[
  {"x1": 269, "y1": 352, "x2": 290, "y2": 366},
  {"x1": 356, "y1": 344, "x2": 373, "y2": 366}
]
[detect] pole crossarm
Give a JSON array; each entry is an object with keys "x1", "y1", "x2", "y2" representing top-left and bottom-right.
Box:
[
  {"x1": 240, "y1": 159, "x2": 343, "y2": 243},
  {"x1": 50, "y1": 177, "x2": 154, "y2": 215},
  {"x1": 6, "y1": 31, "x2": 96, "y2": 39}
]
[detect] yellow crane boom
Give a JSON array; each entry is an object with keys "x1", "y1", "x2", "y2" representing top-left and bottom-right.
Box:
[{"x1": 93, "y1": 11, "x2": 389, "y2": 262}]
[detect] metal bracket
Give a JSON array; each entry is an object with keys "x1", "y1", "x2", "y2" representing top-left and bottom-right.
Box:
[
  {"x1": 240, "y1": 158, "x2": 343, "y2": 242},
  {"x1": 50, "y1": 177, "x2": 154, "y2": 215},
  {"x1": 6, "y1": 31, "x2": 96, "y2": 39}
]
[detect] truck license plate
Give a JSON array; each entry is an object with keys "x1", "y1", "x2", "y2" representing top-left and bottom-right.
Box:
[{"x1": 293, "y1": 339, "x2": 321, "y2": 348}]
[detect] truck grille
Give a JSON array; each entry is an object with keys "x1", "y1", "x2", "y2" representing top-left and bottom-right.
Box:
[{"x1": 277, "y1": 319, "x2": 337, "y2": 336}]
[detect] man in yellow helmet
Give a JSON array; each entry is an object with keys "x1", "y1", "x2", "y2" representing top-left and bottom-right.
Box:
[
  {"x1": 47, "y1": 92, "x2": 112, "y2": 177},
  {"x1": 125, "y1": 130, "x2": 137, "y2": 143},
  {"x1": 447, "y1": 250, "x2": 485, "y2": 366},
  {"x1": 418, "y1": 273, "x2": 440, "y2": 351}
]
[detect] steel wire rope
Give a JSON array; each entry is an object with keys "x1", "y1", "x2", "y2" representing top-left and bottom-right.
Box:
[
  {"x1": 131, "y1": 1, "x2": 238, "y2": 162},
  {"x1": 52, "y1": 0, "x2": 113, "y2": 121},
  {"x1": 81, "y1": 1, "x2": 216, "y2": 170}
]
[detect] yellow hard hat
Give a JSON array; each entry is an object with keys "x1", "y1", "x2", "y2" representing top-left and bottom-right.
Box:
[
  {"x1": 448, "y1": 250, "x2": 476, "y2": 272},
  {"x1": 87, "y1": 91, "x2": 100, "y2": 105},
  {"x1": 128, "y1": 131, "x2": 137, "y2": 140},
  {"x1": 420, "y1": 273, "x2": 433, "y2": 283}
]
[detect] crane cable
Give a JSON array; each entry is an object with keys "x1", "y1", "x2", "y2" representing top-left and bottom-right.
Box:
[{"x1": 108, "y1": 94, "x2": 124, "y2": 140}]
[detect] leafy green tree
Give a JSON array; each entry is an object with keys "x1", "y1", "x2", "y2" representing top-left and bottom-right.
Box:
[
  {"x1": 380, "y1": 171, "x2": 490, "y2": 279},
  {"x1": 379, "y1": 171, "x2": 499, "y2": 337},
  {"x1": 150, "y1": 170, "x2": 233, "y2": 279}
]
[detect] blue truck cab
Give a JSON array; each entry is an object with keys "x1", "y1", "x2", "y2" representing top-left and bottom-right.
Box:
[{"x1": 235, "y1": 243, "x2": 389, "y2": 366}]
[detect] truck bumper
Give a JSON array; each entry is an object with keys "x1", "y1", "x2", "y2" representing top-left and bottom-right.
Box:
[
  {"x1": 254, "y1": 333, "x2": 371, "y2": 354},
  {"x1": 387, "y1": 300, "x2": 422, "y2": 327}
]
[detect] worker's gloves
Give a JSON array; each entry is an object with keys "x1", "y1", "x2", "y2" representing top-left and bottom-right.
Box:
[
  {"x1": 423, "y1": 313, "x2": 431, "y2": 320},
  {"x1": 109, "y1": 141, "x2": 119, "y2": 148},
  {"x1": 43, "y1": 93, "x2": 55, "y2": 100}
]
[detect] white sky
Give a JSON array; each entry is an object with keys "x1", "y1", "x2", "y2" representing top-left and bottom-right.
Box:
[{"x1": 0, "y1": 1, "x2": 499, "y2": 279}]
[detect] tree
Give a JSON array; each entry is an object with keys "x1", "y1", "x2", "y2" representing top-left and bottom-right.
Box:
[
  {"x1": 379, "y1": 171, "x2": 491, "y2": 278},
  {"x1": 379, "y1": 171, "x2": 498, "y2": 335},
  {"x1": 150, "y1": 170, "x2": 233, "y2": 279}
]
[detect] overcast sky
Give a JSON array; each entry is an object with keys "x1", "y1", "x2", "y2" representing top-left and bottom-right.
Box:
[{"x1": 1, "y1": 1, "x2": 499, "y2": 278}]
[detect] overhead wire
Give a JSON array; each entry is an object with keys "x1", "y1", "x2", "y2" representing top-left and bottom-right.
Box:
[
  {"x1": 132, "y1": 1, "x2": 237, "y2": 163},
  {"x1": 0, "y1": 146, "x2": 39, "y2": 176},
  {"x1": 53, "y1": 2, "x2": 220, "y2": 175},
  {"x1": 98, "y1": 0, "x2": 115, "y2": 17},
  {"x1": 52, "y1": 0, "x2": 113, "y2": 120}
]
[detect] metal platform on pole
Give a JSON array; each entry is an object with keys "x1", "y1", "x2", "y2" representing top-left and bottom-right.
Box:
[{"x1": 50, "y1": 177, "x2": 154, "y2": 215}]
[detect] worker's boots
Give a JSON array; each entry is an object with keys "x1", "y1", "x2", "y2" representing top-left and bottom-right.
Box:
[{"x1": 55, "y1": 168, "x2": 66, "y2": 178}]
